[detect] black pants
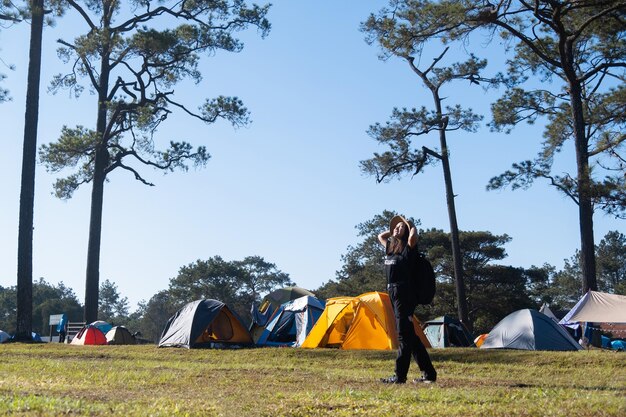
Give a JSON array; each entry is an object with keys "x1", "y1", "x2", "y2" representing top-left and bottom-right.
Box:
[{"x1": 388, "y1": 283, "x2": 436, "y2": 381}]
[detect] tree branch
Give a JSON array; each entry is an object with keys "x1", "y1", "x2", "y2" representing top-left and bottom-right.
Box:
[
  {"x1": 112, "y1": 162, "x2": 155, "y2": 186},
  {"x1": 572, "y1": 2, "x2": 626, "y2": 43},
  {"x1": 590, "y1": 134, "x2": 626, "y2": 157},
  {"x1": 56, "y1": 39, "x2": 99, "y2": 90},
  {"x1": 66, "y1": 0, "x2": 96, "y2": 30},
  {"x1": 375, "y1": 150, "x2": 429, "y2": 183},
  {"x1": 487, "y1": 18, "x2": 562, "y2": 69},
  {"x1": 422, "y1": 146, "x2": 442, "y2": 160}
]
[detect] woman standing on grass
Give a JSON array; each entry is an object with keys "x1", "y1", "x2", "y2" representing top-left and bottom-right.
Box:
[{"x1": 378, "y1": 215, "x2": 437, "y2": 384}]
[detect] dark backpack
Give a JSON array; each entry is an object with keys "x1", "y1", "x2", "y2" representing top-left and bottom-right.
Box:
[{"x1": 412, "y1": 252, "x2": 436, "y2": 305}]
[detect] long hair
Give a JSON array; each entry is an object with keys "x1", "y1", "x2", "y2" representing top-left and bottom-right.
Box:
[{"x1": 387, "y1": 229, "x2": 408, "y2": 255}]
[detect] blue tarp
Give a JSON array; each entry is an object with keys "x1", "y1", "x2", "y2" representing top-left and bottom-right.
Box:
[
  {"x1": 56, "y1": 314, "x2": 67, "y2": 332},
  {"x1": 611, "y1": 340, "x2": 626, "y2": 351}
]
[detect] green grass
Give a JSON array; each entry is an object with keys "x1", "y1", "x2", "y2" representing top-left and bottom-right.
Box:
[{"x1": 0, "y1": 344, "x2": 624, "y2": 416}]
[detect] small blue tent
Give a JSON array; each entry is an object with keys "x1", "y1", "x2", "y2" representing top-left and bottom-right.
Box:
[
  {"x1": 250, "y1": 286, "x2": 315, "y2": 342},
  {"x1": 256, "y1": 296, "x2": 325, "y2": 347},
  {"x1": 423, "y1": 315, "x2": 474, "y2": 348}
]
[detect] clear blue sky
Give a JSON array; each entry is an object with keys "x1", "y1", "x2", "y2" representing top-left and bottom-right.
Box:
[{"x1": 1, "y1": 1, "x2": 622, "y2": 311}]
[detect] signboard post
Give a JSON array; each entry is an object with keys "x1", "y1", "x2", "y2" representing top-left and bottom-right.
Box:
[
  {"x1": 49, "y1": 314, "x2": 64, "y2": 343},
  {"x1": 49, "y1": 314, "x2": 63, "y2": 326}
]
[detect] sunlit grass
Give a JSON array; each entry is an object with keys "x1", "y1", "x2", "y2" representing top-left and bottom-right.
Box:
[{"x1": 1, "y1": 343, "x2": 624, "y2": 416}]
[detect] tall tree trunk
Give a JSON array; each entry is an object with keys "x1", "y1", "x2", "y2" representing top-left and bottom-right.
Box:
[
  {"x1": 562, "y1": 39, "x2": 597, "y2": 294},
  {"x1": 83, "y1": 22, "x2": 112, "y2": 323},
  {"x1": 83, "y1": 152, "x2": 107, "y2": 323},
  {"x1": 414, "y1": 58, "x2": 470, "y2": 329},
  {"x1": 438, "y1": 124, "x2": 469, "y2": 329},
  {"x1": 429, "y1": 82, "x2": 469, "y2": 328},
  {"x1": 15, "y1": 0, "x2": 44, "y2": 341},
  {"x1": 570, "y1": 81, "x2": 597, "y2": 293}
]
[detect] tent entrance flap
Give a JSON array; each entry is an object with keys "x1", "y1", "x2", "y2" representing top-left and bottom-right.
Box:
[
  {"x1": 159, "y1": 299, "x2": 253, "y2": 348},
  {"x1": 196, "y1": 310, "x2": 235, "y2": 343},
  {"x1": 326, "y1": 308, "x2": 354, "y2": 347}
]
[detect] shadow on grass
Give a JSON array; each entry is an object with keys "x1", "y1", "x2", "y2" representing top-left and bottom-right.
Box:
[
  {"x1": 505, "y1": 382, "x2": 626, "y2": 393},
  {"x1": 429, "y1": 348, "x2": 584, "y2": 365}
]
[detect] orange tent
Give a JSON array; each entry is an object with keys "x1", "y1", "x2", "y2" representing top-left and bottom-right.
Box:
[
  {"x1": 474, "y1": 333, "x2": 488, "y2": 348},
  {"x1": 301, "y1": 291, "x2": 431, "y2": 350},
  {"x1": 71, "y1": 325, "x2": 107, "y2": 345}
]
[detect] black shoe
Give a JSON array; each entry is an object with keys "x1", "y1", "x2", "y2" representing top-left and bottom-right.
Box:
[
  {"x1": 380, "y1": 375, "x2": 406, "y2": 384},
  {"x1": 412, "y1": 375, "x2": 436, "y2": 384}
]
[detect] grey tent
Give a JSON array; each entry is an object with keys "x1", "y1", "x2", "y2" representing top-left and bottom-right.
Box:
[
  {"x1": 105, "y1": 326, "x2": 136, "y2": 345},
  {"x1": 481, "y1": 309, "x2": 582, "y2": 351},
  {"x1": 159, "y1": 299, "x2": 253, "y2": 349},
  {"x1": 422, "y1": 315, "x2": 474, "y2": 348},
  {"x1": 539, "y1": 303, "x2": 559, "y2": 322}
]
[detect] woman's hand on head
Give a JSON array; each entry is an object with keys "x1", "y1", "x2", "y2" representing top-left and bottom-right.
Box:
[{"x1": 378, "y1": 231, "x2": 390, "y2": 247}]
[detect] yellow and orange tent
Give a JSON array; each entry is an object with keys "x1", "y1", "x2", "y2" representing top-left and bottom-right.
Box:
[{"x1": 301, "y1": 291, "x2": 430, "y2": 350}]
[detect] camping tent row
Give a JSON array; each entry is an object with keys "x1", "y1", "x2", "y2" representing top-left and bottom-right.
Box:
[
  {"x1": 0, "y1": 325, "x2": 134, "y2": 345},
  {"x1": 159, "y1": 296, "x2": 328, "y2": 349},
  {"x1": 160, "y1": 291, "x2": 602, "y2": 352},
  {"x1": 158, "y1": 292, "x2": 431, "y2": 350},
  {"x1": 159, "y1": 292, "x2": 430, "y2": 349},
  {"x1": 478, "y1": 291, "x2": 626, "y2": 351},
  {"x1": 159, "y1": 290, "x2": 625, "y2": 351},
  {"x1": 70, "y1": 325, "x2": 137, "y2": 345}
]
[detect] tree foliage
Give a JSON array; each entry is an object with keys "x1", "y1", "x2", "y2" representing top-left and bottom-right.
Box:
[
  {"x1": 553, "y1": 231, "x2": 626, "y2": 299},
  {"x1": 363, "y1": 0, "x2": 626, "y2": 295},
  {"x1": 545, "y1": 257, "x2": 585, "y2": 310},
  {"x1": 361, "y1": 7, "x2": 506, "y2": 326},
  {"x1": 167, "y1": 255, "x2": 292, "y2": 326},
  {"x1": 596, "y1": 231, "x2": 626, "y2": 294},
  {"x1": 39, "y1": 0, "x2": 272, "y2": 198},
  {"x1": 483, "y1": 1, "x2": 626, "y2": 220},
  {"x1": 478, "y1": 0, "x2": 626, "y2": 294},
  {"x1": 37, "y1": 0, "x2": 271, "y2": 322},
  {"x1": 0, "y1": 0, "x2": 22, "y2": 102},
  {"x1": 98, "y1": 279, "x2": 129, "y2": 323},
  {"x1": 317, "y1": 211, "x2": 544, "y2": 334},
  {"x1": 359, "y1": 50, "x2": 492, "y2": 182},
  {"x1": 0, "y1": 278, "x2": 82, "y2": 335},
  {"x1": 315, "y1": 210, "x2": 418, "y2": 300},
  {"x1": 132, "y1": 290, "x2": 179, "y2": 343}
]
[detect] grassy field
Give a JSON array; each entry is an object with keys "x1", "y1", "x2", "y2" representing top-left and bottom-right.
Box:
[{"x1": 0, "y1": 343, "x2": 624, "y2": 416}]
